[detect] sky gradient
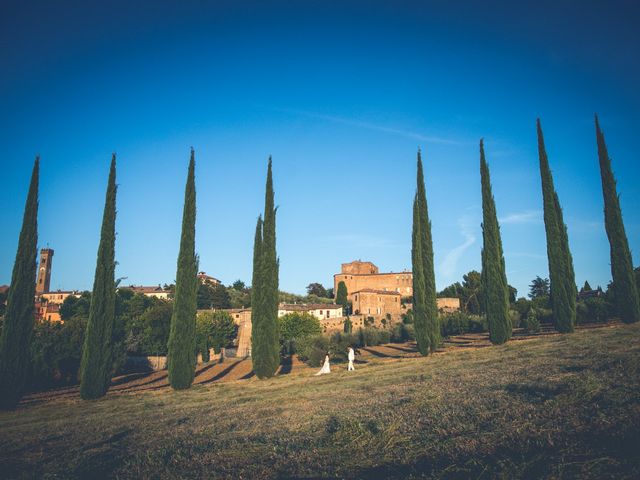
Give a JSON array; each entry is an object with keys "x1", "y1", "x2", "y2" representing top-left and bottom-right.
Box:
[{"x1": 1, "y1": 0, "x2": 639, "y2": 297}]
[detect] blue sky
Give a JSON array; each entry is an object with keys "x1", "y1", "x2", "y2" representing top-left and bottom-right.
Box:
[{"x1": 1, "y1": 0, "x2": 639, "y2": 297}]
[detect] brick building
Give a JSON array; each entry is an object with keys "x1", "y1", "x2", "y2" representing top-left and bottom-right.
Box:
[
  {"x1": 349, "y1": 289, "x2": 402, "y2": 317},
  {"x1": 334, "y1": 260, "x2": 413, "y2": 298}
]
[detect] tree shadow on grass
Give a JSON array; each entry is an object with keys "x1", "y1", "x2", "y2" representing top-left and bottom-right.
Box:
[
  {"x1": 503, "y1": 382, "x2": 567, "y2": 403},
  {"x1": 360, "y1": 347, "x2": 405, "y2": 359},
  {"x1": 383, "y1": 344, "x2": 418, "y2": 354},
  {"x1": 197, "y1": 361, "x2": 243, "y2": 385}
]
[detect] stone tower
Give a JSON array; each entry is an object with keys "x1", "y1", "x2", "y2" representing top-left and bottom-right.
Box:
[{"x1": 36, "y1": 248, "x2": 54, "y2": 294}]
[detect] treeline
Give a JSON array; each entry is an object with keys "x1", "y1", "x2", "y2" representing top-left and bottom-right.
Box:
[
  {"x1": 25, "y1": 289, "x2": 238, "y2": 390},
  {"x1": 196, "y1": 280, "x2": 334, "y2": 310}
]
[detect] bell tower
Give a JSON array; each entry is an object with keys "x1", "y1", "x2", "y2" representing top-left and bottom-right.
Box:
[{"x1": 36, "y1": 248, "x2": 54, "y2": 294}]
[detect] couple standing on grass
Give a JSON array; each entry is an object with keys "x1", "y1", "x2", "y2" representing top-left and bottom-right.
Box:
[{"x1": 314, "y1": 347, "x2": 356, "y2": 375}]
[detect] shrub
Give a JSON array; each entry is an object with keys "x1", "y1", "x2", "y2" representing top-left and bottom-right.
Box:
[
  {"x1": 296, "y1": 335, "x2": 330, "y2": 367},
  {"x1": 537, "y1": 308, "x2": 554, "y2": 325},
  {"x1": 391, "y1": 323, "x2": 415, "y2": 343},
  {"x1": 297, "y1": 328, "x2": 391, "y2": 366},
  {"x1": 343, "y1": 317, "x2": 352, "y2": 333},
  {"x1": 402, "y1": 309, "x2": 414, "y2": 324},
  {"x1": 576, "y1": 298, "x2": 611, "y2": 324},
  {"x1": 523, "y1": 309, "x2": 541, "y2": 333},
  {"x1": 439, "y1": 311, "x2": 486, "y2": 337},
  {"x1": 278, "y1": 312, "x2": 322, "y2": 354}
]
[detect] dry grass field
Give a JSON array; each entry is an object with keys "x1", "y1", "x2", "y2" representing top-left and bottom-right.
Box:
[{"x1": 1, "y1": 323, "x2": 639, "y2": 479}]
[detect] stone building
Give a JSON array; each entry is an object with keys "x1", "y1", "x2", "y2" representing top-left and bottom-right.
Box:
[
  {"x1": 349, "y1": 289, "x2": 402, "y2": 317},
  {"x1": 437, "y1": 297, "x2": 461, "y2": 312},
  {"x1": 40, "y1": 290, "x2": 81, "y2": 305},
  {"x1": 334, "y1": 260, "x2": 413, "y2": 298}
]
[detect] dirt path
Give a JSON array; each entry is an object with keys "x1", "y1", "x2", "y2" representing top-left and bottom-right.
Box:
[{"x1": 21, "y1": 321, "x2": 622, "y2": 405}]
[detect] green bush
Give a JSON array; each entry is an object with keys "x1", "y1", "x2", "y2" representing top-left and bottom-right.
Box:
[
  {"x1": 297, "y1": 328, "x2": 393, "y2": 366},
  {"x1": 523, "y1": 309, "x2": 541, "y2": 333},
  {"x1": 296, "y1": 335, "x2": 331, "y2": 367},
  {"x1": 278, "y1": 312, "x2": 322, "y2": 355},
  {"x1": 391, "y1": 323, "x2": 415, "y2": 342},
  {"x1": 537, "y1": 308, "x2": 554, "y2": 324},
  {"x1": 439, "y1": 311, "x2": 486, "y2": 337},
  {"x1": 576, "y1": 298, "x2": 611, "y2": 324}
]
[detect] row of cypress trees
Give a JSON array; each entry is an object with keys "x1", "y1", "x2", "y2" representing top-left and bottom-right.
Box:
[{"x1": 411, "y1": 116, "x2": 638, "y2": 353}]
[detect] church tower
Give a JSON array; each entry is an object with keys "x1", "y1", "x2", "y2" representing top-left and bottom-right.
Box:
[{"x1": 36, "y1": 248, "x2": 54, "y2": 294}]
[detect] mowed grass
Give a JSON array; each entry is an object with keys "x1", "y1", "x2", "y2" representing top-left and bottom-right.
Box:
[{"x1": 1, "y1": 324, "x2": 639, "y2": 479}]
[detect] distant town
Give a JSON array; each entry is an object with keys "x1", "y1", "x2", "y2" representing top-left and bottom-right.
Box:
[{"x1": 2, "y1": 248, "x2": 461, "y2": 359}]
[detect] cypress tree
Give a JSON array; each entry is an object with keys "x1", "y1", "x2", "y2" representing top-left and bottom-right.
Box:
[
  {"x1": 251, "y1": 158, "x2": 280, "y2": 379},
  {"x1": 0, "y1": 157, "x2": 39, "y2": 410},
  {"x1": 250, "y1": 215, "x2": 263, "y2": 356},
  {"x1": 80, "y1": 155, "x2": 118, "y2": 399},
  {"x1": 479, "y1": 140, "x2": 511, "y2": 344},
  {"x1": 411, "y1": 194, "x2": 430, "y2": 355},
  {"x1": 416, "y1": 150, "x2": 440, "y2": 353},
  {"x1": 336, "y1": 281, "x2": 348, "y2": 312},
  {"x1": 537, "y1": 120, "x2": 576, "y2": 333},
  {"x1": 167, "y1": 148, "x2": 198, "y2": 389},
  {"x1": 595, "y1": 116, "x2": 640, "y2": 324}
]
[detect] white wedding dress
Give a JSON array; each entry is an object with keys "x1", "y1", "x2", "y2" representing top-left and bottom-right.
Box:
[{"x1": 314, "y1": 355, "x2": 331, "y2": 375}]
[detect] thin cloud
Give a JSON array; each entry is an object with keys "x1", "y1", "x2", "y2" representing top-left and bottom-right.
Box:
[
  {"x1": 440, "y1": 216, "x2": 477, "y2": 278},
  {"x1": 278, "y1": 108, "x2": 462, "y2": 145},
  {"x1": 499, "y1": 210, "x2": 543, "y2": 225}
]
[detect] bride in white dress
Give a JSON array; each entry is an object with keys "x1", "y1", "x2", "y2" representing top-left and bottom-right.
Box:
[{"x1": 314, "y1": 352, "x2": 331, "y2": 375}]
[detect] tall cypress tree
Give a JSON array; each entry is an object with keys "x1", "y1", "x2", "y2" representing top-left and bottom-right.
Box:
[
  {"x1": 479, "y1": 140, "x2": 511, "y2": 344},
  {"x1": 537, "y1": 120, "x2": 576, "y2": 333},
  {"x1": 80, "y1": 155, "x2": 118, "y2": 400},
  {"x1": 167, "y1": 148, "x2": 198, "y2": 389},
  {"x1": 416, "y1": 150, "x2": 440, "y2": 353},
  {"x1": 595, "y1": 115, "x2": 640, "y2": 324},
  {"x1": 336, "y1": 281, "x2": 349, "y2": 312},
  {"x1": 251, "y1": 158, "x2": 280, "y2": 379},
  {"x1": 411, "y1": 193, "x2": 429, "y2": 355},
  {"x1": 250, "y1": 215, "x2": 263, "y2": 355},
  {"x1": 0, "y1": 157, "x2": 39, "y2": 410}
]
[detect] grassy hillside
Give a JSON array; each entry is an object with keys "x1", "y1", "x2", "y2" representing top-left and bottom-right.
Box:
[{"x1": 1, "y1": 324, "x2": 639, "y2": 479}]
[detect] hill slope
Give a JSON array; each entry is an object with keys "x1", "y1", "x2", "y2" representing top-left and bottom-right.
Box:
[{"x1": 1, "y1": 324, "x2": 639, "y2": 479}]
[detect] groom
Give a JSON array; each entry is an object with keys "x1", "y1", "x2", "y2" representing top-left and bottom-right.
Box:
[{"x1": 347, "y1": 346, "x2": 355, "y2": 371}]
